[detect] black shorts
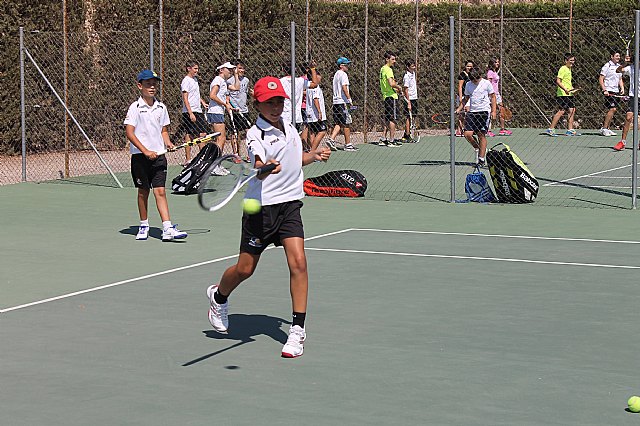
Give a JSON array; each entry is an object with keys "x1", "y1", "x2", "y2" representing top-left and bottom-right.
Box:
[
  {"x1": 383, "y1": 97, "x2": 399, "y2": 122},
  {"x1": 604, "y1": 93, "x2": 622, "y2": 110},
  {"x1": 626, "y1": 99, "x2": 638, "y2": 114},
  {"x1": 307, "y1": 120, "x2": 328, "y2": 134},
  {"x1": 464, "y1": 111, "x2": 490, "y2": 133},
  {"x1": 240, "y1": 200, "x2": 304, "y2": 255},
  {"x1": 228, "y1": 111, "x2": 252, "y2": 132},
  {"x1": 556, "y1": 96, "x2": 575, "y2": 111},
  {"x1": 181, "y1": 112, "x2": 209, "y2": 137},
  {"x1": 404, "y1": 99, "x2": 418, "y2": 118},
  {"x1": 332, "y1": 104, "x2": 352, "y2": 126},
  {"x1": 131, "y1": 153, "x2": 167, "y2": 189}
]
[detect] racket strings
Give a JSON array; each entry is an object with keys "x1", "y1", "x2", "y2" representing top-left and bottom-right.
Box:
[{"x1": 199, "y1": 157, "x2": 245, "y2": 210}]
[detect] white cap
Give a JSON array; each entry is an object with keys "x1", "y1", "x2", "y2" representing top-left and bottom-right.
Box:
[{"x1": 217, "y1": 62, "x2": 236, "y2": 70}]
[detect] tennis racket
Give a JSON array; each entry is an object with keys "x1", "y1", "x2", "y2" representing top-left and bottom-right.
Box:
[
  {"x1": 499, "y1": 105, "x2": 513, "y2": 121},
  {"x1": 618, "y1": 27, "x2": 635, "y2": 56},
  {"x1": 197, "y1": 155, "x2": 278, "y2": 212},
  {"x1": 431, "y1": 113, "x2": 451, "y2": 128},
  {"x1": 403, "y1": 95, "x2": 418, "y2": 141},
  {"x1": 158, "y1": 132, "x2": 219, "y2": 155}
]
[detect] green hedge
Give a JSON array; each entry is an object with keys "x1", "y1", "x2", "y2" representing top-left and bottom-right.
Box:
[{"x1": 2, "y1": 0, "x2": 640, "y2": 154}]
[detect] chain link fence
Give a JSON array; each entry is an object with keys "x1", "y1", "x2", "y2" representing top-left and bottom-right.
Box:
[{"x1": 7, "y1": 14, "x2": 640, "y2": 208}]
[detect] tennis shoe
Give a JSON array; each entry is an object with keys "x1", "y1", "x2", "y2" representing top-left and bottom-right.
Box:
[
  {"x1": 600, "y1": 128, "x2": 616, "y2": 137},
  {"x1": 498, "y1": 129, "x2": 512, "y2": 136},
  {"x1": 565, "y1": 129, "x2": 578, "y2": 136},
  {"x1": 206, "y1": 284, "x2": 229, "y2": 333},
  {"x1": 162, "y1": 224, "x2": 187, "y2": 241},
  {"x1": 544, "y1": 128, "x2": 557, "y2": 137},
  {"x1": 281, "y1": 325, "x2": 306, "y2": 358},
  {"x1": 325, "y1": 138, "x2": 338, "y2": 151},
  {"x1": 377, "y1": 138, "x2": 389, "y2": 146},
  {"x1": 613, "y1": 140, "x2": 626, "y2": 151},
  {"x1": 608, "y1": 129, "x2": 618, "y2": 136},
  {"x1": 343, "y1": 143, "x2": 359, "y2": 151},
  {"x1": 476, "y1": 159, "x2": 487, "y2": 169},
  {"x1": 136, "y1": 225, "x2": 149, "y2": 240},
  {"x1": 486, "y1": 131, "x2": 496, "y2": 137},
  {"x1": 211, "y1": 165, "x2": 230, "y2": 176}
]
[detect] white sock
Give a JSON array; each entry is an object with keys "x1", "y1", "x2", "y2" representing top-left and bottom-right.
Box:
[
  {"x1": 162, "y1": 221, "x2": 172, "y2": 231},
  {"x1": 474, "y1": 149, "x2": 479, "y2": 162},
  {"x1": 478, "y1": 156, "x2": 485, "y2": 162},
  {"x1": 140, "y1": 219, "x2": 149, "y2": 227}
]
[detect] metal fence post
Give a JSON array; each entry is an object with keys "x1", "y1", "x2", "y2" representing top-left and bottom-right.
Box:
[
  {"x1": 633, "y1": 10, "x2": 639, "y2": 209},
  {"x1": 149, "y1": 25, "x2": 154, "y2": 70},
  {"x1": 450, "y1": 16, "x2": 456, "y2": 203},
  {"x1": 290, "y1": 22, "x2": 296, "y2": 127},
  {"x1": 20, "y1": 27, "x2": 26, "y2": 182}
]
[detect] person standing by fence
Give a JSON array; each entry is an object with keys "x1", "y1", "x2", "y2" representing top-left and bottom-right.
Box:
[
  {"x1": 545, "y1": 53, "x2": 577, "y2": 137},
  {"x1": 180, "y1": 60, "x2": 209, "y2": 166},
  {"x1": 328, "y1": 57, "x2": 358, "y2": 152},
  {"x1": 599, "y1": 50, "x2": 624, "y2": 137}
]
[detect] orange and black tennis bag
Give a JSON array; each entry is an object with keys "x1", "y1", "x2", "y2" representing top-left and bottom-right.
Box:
[
  {"x1": 304, "y1": 170, "x2": 367, "y2": 197},
  {"x1": 486, "y1": 143, "x2": 539, "y2": 203}
]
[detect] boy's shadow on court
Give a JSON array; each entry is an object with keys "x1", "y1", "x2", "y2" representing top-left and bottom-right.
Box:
[{"x1": 182, "y1": 313, "x2": 289, "y2": 366}]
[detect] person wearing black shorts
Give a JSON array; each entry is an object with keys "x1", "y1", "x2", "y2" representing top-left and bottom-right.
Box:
[
  {"x1": 545, "y1": 53, "x2": 578, "y2": 137},
  {"x1": 180, "y1": 61, "x2": 209, "y2": 165}
]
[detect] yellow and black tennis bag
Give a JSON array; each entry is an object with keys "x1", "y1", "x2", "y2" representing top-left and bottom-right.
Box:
[{"x1": 486, "y1": 143, "x2": 539, "y2": 203}]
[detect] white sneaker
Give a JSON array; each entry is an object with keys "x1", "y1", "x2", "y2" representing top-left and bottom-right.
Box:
[
  {"x1": 211, "y1": 165, "x2": 230, "y2": 176},
  {"x1": 343, "y1": 143, "x2": 359, "y2": 152},
  {"x1": 281, "y1": 325, "x2": 306, "y2": 358},
  {"x1": 162, "y1": 224, "x2": 187, "y2": 241},
  {"x1": 206, "y1": 285, "x2": 229, "y2": 333},
  {"x1": 607, "y1": 129, "x2": 618, "y2": 136},
  {"x1": 136, "y1": 225, "x2": 149, "y2": 240},
  {"x1": 600, "y1": 128, "x2": 616, "y2": 137},
  {"x1": 325, "y1": 138, "x2": 338, "y2": 151}
]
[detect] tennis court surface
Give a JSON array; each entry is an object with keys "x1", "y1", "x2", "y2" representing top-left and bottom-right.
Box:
[{"x1": 2, "y1": 182, "x2": 640, "y2": 425}]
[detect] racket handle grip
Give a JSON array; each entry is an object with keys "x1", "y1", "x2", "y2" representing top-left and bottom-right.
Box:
[{"x1": 257, "y1": 163, "x2": 278, "y2": 175}]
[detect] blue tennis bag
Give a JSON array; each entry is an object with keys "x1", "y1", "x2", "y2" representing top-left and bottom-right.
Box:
[{"x1": 464, "y1": 166, "x2": 496, "y2": 203}]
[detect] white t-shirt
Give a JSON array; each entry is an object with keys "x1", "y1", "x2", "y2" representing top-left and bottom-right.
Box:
[
  {"x1": 600, "y1": 60, "x2": 622, "y2": 92},
  {"x1": 280, "y1": 76, "x2": 308, "y2": 124},
  {"x1": 208, "y1": 75, "x2": 228, "y2": 114},
  {"x1": 245, "y1": 115, "x2": 304, "y2": 206},
  {"x1": 621, "y1": 65, "x2": 639, "y2": 97},
  {"x1": 464, "y1": 79, "x2": 494, "y2": 113},
  {"x1": 332, "y1": 70, "x2": 350, "y2": 105},
  {"x1": 306, "y1": 86, "x2": 326, "y2": 122},
  {"x1": 124, "y1": 97, "x2": 169, "y2": 154},
  {"x1": 180, "y1": 75, "x2": 203, "y2": 113},
  {"x1": 403, "y1": 71, "x2": 418, "y2": 100},
  {"x1": 227, "y1": 75, "x2": 250, "y2": 113}
]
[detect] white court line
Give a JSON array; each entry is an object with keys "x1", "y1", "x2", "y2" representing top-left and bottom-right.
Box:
[
  {"x1": 306, "y1": 247, "x2": 640, "y2": 270},
  {"x1": 0, "y1": 228, "x2": 354, "y2": 315},
  {"x1": 550, "y1": 185, "x2": 634, "y2": 189},
  {"x1": 350, "y1": 228, "x2": 640, "y2": 244},
  {"x1": 543, "y1": 162, "x2": 639, "y2": 187}
]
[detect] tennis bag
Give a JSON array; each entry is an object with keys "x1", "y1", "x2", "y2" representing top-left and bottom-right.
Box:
[
  {"x1": 303, "y1": 170, "x2": 367, "y2": 197},
  {"x1": 486, "y1": 143, "x2": 539, "y2": 203},
  {"x1": 171, "y1": 143, "x2": 221, "y2": 194},
  {"x1": 464, "y1": 166, "x2": 496, "y2": 203}
]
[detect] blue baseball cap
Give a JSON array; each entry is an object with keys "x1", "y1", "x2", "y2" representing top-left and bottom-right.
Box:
[
  {"x1": 337, "y1": 57, "x2": 352, "y2": 65},
  {"x1": 137, "y1": 69, "x2": 161, "y2": 82}
]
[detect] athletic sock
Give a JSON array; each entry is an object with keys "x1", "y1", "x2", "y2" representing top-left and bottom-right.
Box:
[
  {"x1": 140, "y1": 219, "x2": 149, "y2": 227},
  {"x1": 292, "y1": 312, "x2": 306, "y2": 328},
  {"x1": 162, "y1": 220, "x2": 172, "y2": 231},
  {"x1": 478, "y1": 156, "x2": 485, "y2": 162},
  {"x1": 214, "y1": 290, "x2": 228, "y2": 304}
]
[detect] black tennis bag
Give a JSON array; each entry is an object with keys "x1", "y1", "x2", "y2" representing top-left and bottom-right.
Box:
[
  {"x1": 486, "y1": 143, "x2": 539, "y2": 203},
  {"x1": 171, "y1": 143, "x2": 221, "y2": 194},
  {"x1": 303, "y1": 170, "x2": 367, "y2": 197}
]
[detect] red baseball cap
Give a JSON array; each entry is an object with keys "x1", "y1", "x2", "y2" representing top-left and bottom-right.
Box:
[{"x1": 253, "y1": 76, "x2": 289, "y2": 102}]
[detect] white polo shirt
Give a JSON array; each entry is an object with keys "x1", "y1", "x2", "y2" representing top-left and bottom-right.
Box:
[
  {"x1": 600, "y1": 60, "x2": 622, "y2": 92},
  {"x1": 280, "y1": 76, "x2": 308, "y2": 124},
  {"x1": 621, "y1": 65, "x2": 639, "y2": 97},
  {"x1": 181, "y1": 75, "x2": 203, "y2": 113},
  {"x1": 464, "y1": 78, "x2": 494, "y2": 113},
  {"x1": 306, "y1": 86, "x2": 326, "y2": 122},
  {"x1": 124, "y1": 97, "x2": 169, "y2": 154},
  {"x1": 403, "y1": 71, "x2": 418, "y2": 100},
  {"x1": 244, "y1": 115, "x2": 304, "y2": 206},
  {"x1": 208, "y1": 75, "x2": 228, "y2": 115},
  {"x1": 332, "y1": 69, "x2": 350, "y2": 104}
]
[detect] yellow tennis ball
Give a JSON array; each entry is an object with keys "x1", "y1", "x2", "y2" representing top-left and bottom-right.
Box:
[
  {"x1": 242, "y1": 198, "x2": 261, "y2": 215},
  {"x1": 628, "y1": 396, "x2": 640, "y2": 413}
]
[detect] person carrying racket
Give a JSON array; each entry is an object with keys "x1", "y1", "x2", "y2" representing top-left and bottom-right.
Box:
[
  {"x1": 227, "y1": 59, "x2": 253, "y2": 161},
  {"x1": 180, "y1": 60, "x2": 209, "y2": 166},
  {"x1": 402, "y1": 59, "x2": 419, "y2": 143},
  {"x1": 599, "y1": 49, "x2": 625, "y2": 137},
  {"x1": 545, "y1": 53, "x2": 578, "y2": 137},
  {"x1": 124, "y1": 70, "x2": 188, "y2": 242},
  {"x1": 206, "y1": 76, "x2": 331, "y2": 358},
  {"x1": 613, "y1": 54, "x2": 640, "y2": 151},
  {"x1": 455, "y1": 66, "x2": 496, "y2": 168}
]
